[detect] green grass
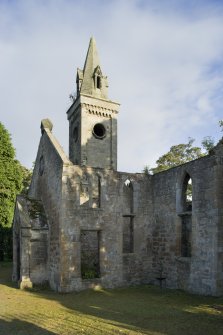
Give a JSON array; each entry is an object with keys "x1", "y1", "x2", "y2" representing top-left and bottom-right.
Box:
[{"x1": 0, "y1": 262, "x2": 223, "y2": 335}]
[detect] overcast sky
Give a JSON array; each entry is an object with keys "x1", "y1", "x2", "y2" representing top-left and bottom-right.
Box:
[{"x1": 1, "y1": 0, "x2": 223, "y2": 172}]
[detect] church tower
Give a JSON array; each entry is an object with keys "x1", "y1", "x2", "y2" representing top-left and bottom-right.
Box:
[{"x1": 67, "y1": 37, "x2": 120, "y2": 169}]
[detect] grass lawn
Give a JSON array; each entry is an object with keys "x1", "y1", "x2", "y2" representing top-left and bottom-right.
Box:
[{"x1": 0, "y1": 262, "x2": 223, "y2": 335}]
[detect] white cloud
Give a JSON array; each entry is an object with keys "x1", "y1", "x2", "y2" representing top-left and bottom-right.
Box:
[{"x1": 0, "y1": 0, "x2": 223, "y2": 172}]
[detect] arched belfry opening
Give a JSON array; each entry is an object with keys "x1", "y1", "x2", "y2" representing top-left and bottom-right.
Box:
[{"x1": 93, "y1": 65, "x2": 102, "y2": 90}]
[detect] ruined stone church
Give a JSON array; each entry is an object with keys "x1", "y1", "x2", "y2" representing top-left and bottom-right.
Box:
[{"x1": 13, "y1": 38, "x2": 223, "y2": 296}]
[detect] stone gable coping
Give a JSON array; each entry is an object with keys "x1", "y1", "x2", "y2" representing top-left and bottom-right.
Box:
[{"x1": 43, "y1": 128, "x2": 71, "y2": 166}]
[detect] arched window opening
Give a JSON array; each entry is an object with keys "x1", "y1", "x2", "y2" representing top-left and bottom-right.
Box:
[
  {"x1": 94, "y1": 66, "x2": 102, "y2": 90},
  {"x1": 122, "y1": 179, "x2": 134, "y2": 253},
  {"x1": 182, "y1": 174, "x2": 192, "y2": 212},
  {"x1": 180, "y1": 173, "x2": 192, "y2": 257},
  {"x1": 123, "y1": 179, "x2": 133, "y2": 214}
]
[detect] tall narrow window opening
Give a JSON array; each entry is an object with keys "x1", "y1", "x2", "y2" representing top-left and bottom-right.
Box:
[
  {"x1": 180, "y1": 173, "x2": 192, "y2": 257},
  {"x1": 80, "y1": 174, "x2": 89, "y2": 206},
  {"x1": 181, "y1": 215, "x2": 192, "y2": 257},
  {"x1": 92, "y1": 175, "x2": 101, "y2": 208},
  {"x1": 98, "y1": 176, "x2": 101, "y2": 208},
  {"x1": 123, "y1": 179, "x2": 133, "y2": 214},
  {"x1": 123, "y1": 216, "x2": 134, "y2": 253},
  {"x1": 96, "y1": 76, "x2": 101, "y2": 89},
  {"x1": 122, "y1": 179, "x2": 134, "y2": 253},
  {"x1": 182, "y1": 174, "x2": 192, "y2": 211},
  {"x1": 94, "y1": 66, "x2": 102, "y2": 89},
  {"x1": 81, "y1": 230, "x2": 100, "y2": 279}
]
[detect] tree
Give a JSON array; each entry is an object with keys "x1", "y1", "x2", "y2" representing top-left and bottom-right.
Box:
[
  {"x1": 149, "y1": 138, "x2": 204, "y2": 174},
  {"x1": 142, "y1": 165, "x2": 151, "y2": 176},
  {"x1": 20, "y1": 165, "x2": 33, "y2": 195},
  {"x1": 201, "y1": 136, "x2": 215, "y2": 152},
  {"x1": 0, "y1": 122, "x2": 24, "y2": 226},
  {"x1": 0, "y1": 123, "x2": 24, "y2": 260},
  {"x1": 146, "y1": 120, "x2": 223, "y2": 175}
]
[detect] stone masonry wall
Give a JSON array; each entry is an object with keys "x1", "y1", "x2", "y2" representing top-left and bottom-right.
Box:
[
  {"x1": 25, "y1": 123, "x2": 223, "y2": 295},
  {"x1": 152, "y1": 151, "x2": 222, "y2": 295},
  {"x1": 29, "y1": 229, "x2": 48, "y2": 284},
  {"x1": 213, "y1": 140, "x2": 223, "y2": 295},
  {"x1": 56, "y1": 164, "x2": 152, "y2": 292},
  {"x1": 29, "y1": 127, "x2": 70, "y2": 290},
  {"x1": 45, "y1": 145, "x2": 223, "y2": 295}
]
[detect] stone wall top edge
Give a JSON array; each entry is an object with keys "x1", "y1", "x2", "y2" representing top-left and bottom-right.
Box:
[
  {"x1": 63, "y1": 165, "x2": 118, "y2": 175},
  {"x1": 152, "y1": 153, "x2": 215, "y2": 178},
  {"x1": 44, "y1": 129, "x2": 71, "y2": 165},
  {"x1": 117, "y1": 170, "x2": 145, "y2": 177},
  {"x1": 62, "y1": 165, "x2": 147, "y2": 181}
]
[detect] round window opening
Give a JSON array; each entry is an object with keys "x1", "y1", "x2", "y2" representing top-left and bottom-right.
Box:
[{"x1": 93, "y1": 123, "x2": 106, "y2": 139}]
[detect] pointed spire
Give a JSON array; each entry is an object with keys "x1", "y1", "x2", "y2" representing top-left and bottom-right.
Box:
[
  {"x1": 79, "y1": 37, "x2": 108, "y2": 99},
  {"x1": 83, "y1": 36, "x2": 100, "y2": 74}
]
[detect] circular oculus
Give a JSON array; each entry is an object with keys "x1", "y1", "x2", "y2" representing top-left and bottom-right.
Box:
[{"x1": 92, "y1": 123, "x2": 106, "y2": 139}]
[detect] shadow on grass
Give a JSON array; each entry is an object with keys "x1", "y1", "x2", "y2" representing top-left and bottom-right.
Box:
[
  {"x1": 0, "y1": 261, "x2": 17, "y2": 287},
  {"x1": 1, "y1": 263, "x2": 223, "y2": 335},
  {"x1": 29, "y1": 283, "x2": 223, "y2": 335},
  {"x1": 0, "y1": 318, "x2": 56, "y2": 335}
]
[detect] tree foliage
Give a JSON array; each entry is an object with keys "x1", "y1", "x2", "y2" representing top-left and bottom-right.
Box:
[
  {"x1": 0, "y1": 123, "x2": 33, "y2": 260},
  {"x1": 0, "y1": 122, "x2": 24, "y2": 227},
  {"x1": 149, "y1": 138, "x2": 204, "y2": 174},
  {"x1": 148, "y1": 137, "x2": 214, "y2": 175},
  {"x1": 143, "y1": 165, "x2": 151, "y2": 176},
  {"x1": 20, "y1": 165, "x2": 33, "y2": 196},
  {"x1": 201, "y1": 136, "x2": 215, "y2": 152},
  {"x1": 144, "y1": 121, "x2": 223, "y2": 175}
]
